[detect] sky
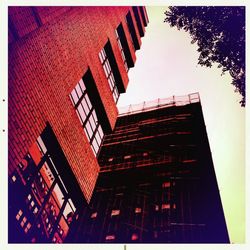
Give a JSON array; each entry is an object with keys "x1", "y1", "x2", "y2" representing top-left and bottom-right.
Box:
[{"x1": 118, "y1": 6, "x2": 245, "y2": 244}]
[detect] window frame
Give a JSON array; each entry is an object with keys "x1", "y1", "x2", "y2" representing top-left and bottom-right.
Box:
[
  {"x1": 99, "y1": 47, "x2": 120, "y2": 103},
  {"x1": 126, "y1": 11, "x2": 140, "y2": 50},
  {"x1": 70, "y1": 78, "x2": 104, "y2": 156},
  {"x1": 115, "y1": 28, "x2": 129, "y2": 72}
]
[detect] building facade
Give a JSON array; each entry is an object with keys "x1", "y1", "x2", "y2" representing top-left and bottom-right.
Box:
[
  {"x1": 72, "y1": 94, "x2": 229, "y2": 243},
  {"x1": 8, "y1": 6, "x2": 148, "y2": 243}
]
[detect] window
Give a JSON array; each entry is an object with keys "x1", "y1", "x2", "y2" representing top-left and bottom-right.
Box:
[
  {"x1": 126, "y1": 11, "x2": 140, "y2": 50},
  {"x1": 182, "y1": 159, "x2": 197, "y2": 163},
  {"x1": 162, "y1": 182, "x2": 170, "y2": 188},
  {"x1": 70, "y1": 78, "x2": 104, "y2": 156},
  {"x1": 124, "y1": 155, "x2": 132, "y2": 160},
  {"x1": 161, "y1": 204, "x2": 170, "y2": 210},
  {"x1": 10, "y1": 126, "x2": 78, "y2": 243},
  {"x1": 132, "y1": 7, "x2": 144, "y2": 37},
  {"x1": 108, "y1": 157, "x2": 114, "y2": 162},
  {"x1": 131, "y1": 233, "x2": 139, "y2": 241},
  {"x1": 91, "y1": 212, "x2": 97, "y2": 219},
  {"x1": 111, "y1": 209, "x2": 120, "y2": 217},
  {"x1": 24, "y1": 222, "x2": 31, "y2": 233},
  {"x1": 135, "y1": 207, "x2": 142, "y2": 214},
  {"x1": 99, "y1": 47, "x2": 120, "y2": 103},
  {"x1": 33, "y1": 207, "x2": 38, "y2": 214},
  {"x1": 116, "y1": 192, "x2": 123, "y2": 196},
  {"x1": 106, "y1": 235, "x2": 115, "y2": 240},
  {"x1": 139, "y1": 6, "x2": 147, "y2": 27},
  {"x1": 115, "y1": 27, "x2": 128, "y2": 72},
  {"x1": 20, "y1": 216, "x2": 27, "y2": 227},
  {"x1": 16, "y1": 210, "x2": 23, "y2": 221}
]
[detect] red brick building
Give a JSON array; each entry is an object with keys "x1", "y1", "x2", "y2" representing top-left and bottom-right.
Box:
[{"x1": 8, "y1": 6, "x2": 148, "y2": 243}]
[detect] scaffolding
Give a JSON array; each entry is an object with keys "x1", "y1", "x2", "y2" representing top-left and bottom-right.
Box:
[{"x1": 118, "y1": 93, "x2": 200, "y2": 116}]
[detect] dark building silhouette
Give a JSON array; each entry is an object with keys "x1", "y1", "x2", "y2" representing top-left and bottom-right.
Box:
[
  {"x1": 8, "y1": 6, "x2": 148, "y2": 243},
  {"x1": 71, "y1": 93, "x2": 229, "y2": 243}
]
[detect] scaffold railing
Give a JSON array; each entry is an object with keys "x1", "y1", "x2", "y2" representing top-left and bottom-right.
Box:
[{"x1": 118, "y1": 93, "x2": 200, "y2": 116}]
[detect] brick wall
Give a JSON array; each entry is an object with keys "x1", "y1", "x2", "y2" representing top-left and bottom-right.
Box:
[{"x1": 8, "y1": 6, "x2": 146, "y2": 202}]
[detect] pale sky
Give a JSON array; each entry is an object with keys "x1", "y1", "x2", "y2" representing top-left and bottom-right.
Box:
[{"x1": 118, "y1": 6, "x2": 245, "y2": 244}]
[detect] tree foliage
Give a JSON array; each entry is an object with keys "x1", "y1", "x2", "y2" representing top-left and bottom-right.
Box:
[{"x1": 164, "y1": 6, "x2": 245, "y2": 106}]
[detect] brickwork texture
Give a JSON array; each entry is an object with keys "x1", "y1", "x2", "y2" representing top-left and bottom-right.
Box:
[{"x1": 8, "y1": 6, "x2": 147, "y2": 202}]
